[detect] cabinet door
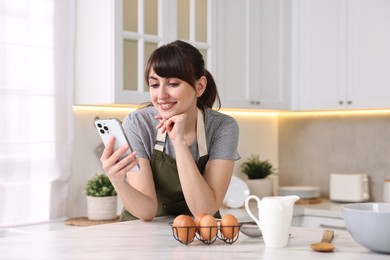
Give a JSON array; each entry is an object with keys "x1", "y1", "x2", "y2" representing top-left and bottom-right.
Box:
[
  {"x1": 291, "y1": 0, "x2": 347, "y2": 110},
  {"x1": 216, "y1": 0, "x2": 247, "y2": 108},
  {"x1": 74, "y1": 0, "x2": 118, "y2": 105},
  {"x1": 74, "y1": 0, "x2": 152, "y2": 105},
  {"x1": 347, "y1": 0, "x2": 390, "y2": 109},
  {"x1": 292, "y1": 0, "x2": 390, "y2": 110},
  {"x1": 217, "y1": 0, "x2": 288, "y2": 109},
  {"x1": 119, "y1": 0, "x2": 161, "y2": 104}
]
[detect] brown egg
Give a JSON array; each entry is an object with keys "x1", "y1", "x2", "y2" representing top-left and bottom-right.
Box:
[
  {"x1": 194, "y1": 213, "x2": 207, "y2": 233},
  {"x1": 172, "y1": 215, "x2": 196, "y2": 244},
  {"x1": 199, "y1": 214, "x2": 218, "y2": 241},
  {"x1": 220, "y1": 214, "x2": 239, "y2": 239}
]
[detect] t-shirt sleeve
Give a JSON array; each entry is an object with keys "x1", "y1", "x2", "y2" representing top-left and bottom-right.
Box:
[
  {"x1": 122, "y1": 111, "x2": 153, "y2": 160},
  {"x1": 208, "y1": 114, "x2": 240, "y2": 161}
]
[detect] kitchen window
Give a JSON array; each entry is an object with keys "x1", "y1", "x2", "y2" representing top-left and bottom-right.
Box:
[{"x1": 0, "y1": 0, "x2": 74, "y2": 226}]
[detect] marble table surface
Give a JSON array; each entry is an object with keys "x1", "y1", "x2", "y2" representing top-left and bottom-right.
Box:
[{"x1": 0, "y1": 215, "x2": 389, "y2": 260}]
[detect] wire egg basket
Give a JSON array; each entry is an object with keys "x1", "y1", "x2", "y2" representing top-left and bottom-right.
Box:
[{"x1": 170, "y1": 221, "x2": 241, "y2": 245}]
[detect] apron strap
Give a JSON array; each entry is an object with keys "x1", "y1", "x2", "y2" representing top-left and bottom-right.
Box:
[
  {"x1": 197, "y1": 108, "x2": 208, "y2": 157},
  {"x1": 153, "y1": 108, "x2": 208, "y2": 156}
]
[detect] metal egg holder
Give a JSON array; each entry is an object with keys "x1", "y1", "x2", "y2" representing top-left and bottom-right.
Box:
[{"x1": 170, "y1": 222, "x2": 241, "y2": 245}]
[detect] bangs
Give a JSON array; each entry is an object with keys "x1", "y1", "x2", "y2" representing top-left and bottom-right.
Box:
[{"x1": 145, "y1": 45, "x2": 195, "y2": 85}]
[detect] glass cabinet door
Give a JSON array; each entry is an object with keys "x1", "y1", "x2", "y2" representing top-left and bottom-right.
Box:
[
  {"x1": 122, "y1": 0, "x2": 159, "y2": 94},
  {"x1": 120, "y1": 0, "x2": 215, "y2": 102}
]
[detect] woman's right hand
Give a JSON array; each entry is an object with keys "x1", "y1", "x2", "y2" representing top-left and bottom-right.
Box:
[{"x1": 100, "y1": 136, "x2": 139, "y2": 184}]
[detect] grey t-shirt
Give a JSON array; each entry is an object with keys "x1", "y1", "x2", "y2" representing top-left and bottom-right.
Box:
[{"x1": 122, "y1": 106, "x2": 240, "y2": 162}]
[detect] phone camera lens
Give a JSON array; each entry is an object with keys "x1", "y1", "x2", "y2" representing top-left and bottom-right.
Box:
[
  {"x1": 103, "y1": 126, "x2": 109, "y2": 131},
  {"x1": 99, "y1": 129, "x2": 105, "y2": 134},
  {"x1": 97, "y1": 123, "x2": 102, "y2": 128}
]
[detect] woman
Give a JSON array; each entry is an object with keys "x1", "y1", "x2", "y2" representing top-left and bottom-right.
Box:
[{"x1": 100, "y1": 40, "x2": 240, "y2": 221}]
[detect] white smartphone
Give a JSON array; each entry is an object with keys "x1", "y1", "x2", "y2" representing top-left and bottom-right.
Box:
[{"x1": 94, "y1": 118, "x2": 140, "y2": 172}]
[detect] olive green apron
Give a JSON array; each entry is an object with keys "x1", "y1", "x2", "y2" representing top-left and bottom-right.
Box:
[{"x1": 120, "y1": 108, "x2": 221, "y2": 221}]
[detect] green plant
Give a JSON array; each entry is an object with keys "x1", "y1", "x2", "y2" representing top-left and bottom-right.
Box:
[
  {"x1": 241, "y1": 155, "x2": 273, "y2": 180},
  {"x1": 84, "y1": 173, "x2": 117, "y2": 197}
]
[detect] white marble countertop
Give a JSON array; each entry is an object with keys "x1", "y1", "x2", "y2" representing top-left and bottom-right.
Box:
[{"x1": 0, "y1": 214, "x2": 389, "y2": 259}]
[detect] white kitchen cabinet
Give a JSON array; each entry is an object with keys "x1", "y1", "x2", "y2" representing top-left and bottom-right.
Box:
[
  {"x1": 74, "y1": 0, "x2": 122, "y2": 105},
  {"x1": 216, "y1": 0, "x2": 289, "y2": 109},
  {"x1": 75, "y1": 0, "x2": 217, "y2": 105},
  {"x1": 346, "y1": 0, "x2": 390, "y2": 109},
  {"x1": 75, "y1": 0, "x2": 151, "y2": 105},
  {"x1": 291, "y1": 0, "x2": 390, "y2": 110}
]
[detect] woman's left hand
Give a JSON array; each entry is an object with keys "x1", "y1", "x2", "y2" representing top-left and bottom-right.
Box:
[{"x1": 155, "y1": 113, "x2": 187, "y2": 143}]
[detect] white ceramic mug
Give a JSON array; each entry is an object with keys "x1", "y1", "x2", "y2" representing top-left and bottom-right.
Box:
[
  {"x1": 244, "y1": 195, "x2": 299, "y2": 248},
  {"x1": 384, "y1": 180, "x2": 390, "y2": 202}
]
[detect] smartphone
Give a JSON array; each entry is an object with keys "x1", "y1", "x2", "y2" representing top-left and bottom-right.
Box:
[{"x1": 94, "y1": 118, "x2": 140, "y2": 172}]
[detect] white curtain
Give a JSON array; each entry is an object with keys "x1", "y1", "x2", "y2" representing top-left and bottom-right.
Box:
[{"x1": 0, "y1": 0, "x2": 74, "y2": 226}]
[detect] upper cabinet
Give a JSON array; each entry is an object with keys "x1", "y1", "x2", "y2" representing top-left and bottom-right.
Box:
[
  {"x1": 75, "y1": 0, "x2": 217, "y2": 105},
  {"x1": 75, "y1": 0, "x2": 390, "y2": 110},
  {"x1": 216, "y1": 0, "x2": 289, "y2": 109},
  {"x1": 74, "y1": 0, "x2": 289, "y2": 109},
  {"x1": 74, "y1": 0, "x2": 119, "y2": 105},
  {"x1": 291, "y1": 0, "x2": 390, "y2": 110}
]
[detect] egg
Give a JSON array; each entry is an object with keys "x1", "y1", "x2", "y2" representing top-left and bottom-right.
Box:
[
  {"x1": 194, "y1": 213, "x2": 207, "y2": 232},
  {"x1": 220, "y1": 214, "x2": 239, "y2": 239},
  {"x1": 172, "y1": 215, "x2": 196, "y2": 244},
  {"x1": 198, "y1": 214, "x2": 218, "y2": 241}
]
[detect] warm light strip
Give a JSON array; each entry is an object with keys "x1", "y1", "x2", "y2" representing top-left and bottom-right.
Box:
[
  {"x1": 73, "y1": 105, "x2": 390, "y2": 117},
  {"x1": 72, "y1": 105, "x2": 280, "y2": 117},
  {"x1": 220, "y1": 109, "x2": 279, "y2": 117},
  {"x1": 73, "y1": 105, "x2": 138, "y2": 114},
  {"x1": 280, "y1": 109, "x2": 390, "y2": 117}
]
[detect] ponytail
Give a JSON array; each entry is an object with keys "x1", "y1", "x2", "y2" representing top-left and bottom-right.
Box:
[{"x1": 197, "y1": 70, "x2": 221, "y2": 110}]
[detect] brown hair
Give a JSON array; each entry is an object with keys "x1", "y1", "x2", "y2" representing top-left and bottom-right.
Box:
[{"x1": 144, "y1": 40, "x2": 221, "y2": 109}]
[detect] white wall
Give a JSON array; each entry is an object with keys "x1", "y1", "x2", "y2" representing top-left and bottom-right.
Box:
[{"x1": 67, "y1": 106, "x2": 279, "y2": 218}]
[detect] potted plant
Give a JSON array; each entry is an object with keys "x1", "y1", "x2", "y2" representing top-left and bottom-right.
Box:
[
  {"x1": 84, "y1": 173, "x2": 118, "y2": 220},
  {"x1": 241, "y1": 155, "x2": 275, "y2": 198}
]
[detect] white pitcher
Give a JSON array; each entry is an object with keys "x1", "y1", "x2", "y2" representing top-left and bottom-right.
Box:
[{"x1": 245, "y1": 195, "x2": 300, "y2": 248}]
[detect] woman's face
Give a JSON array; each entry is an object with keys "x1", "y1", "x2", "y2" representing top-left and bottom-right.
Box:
[{"x1": 148, "y1": 69, "x2": 200, "y2": 119}]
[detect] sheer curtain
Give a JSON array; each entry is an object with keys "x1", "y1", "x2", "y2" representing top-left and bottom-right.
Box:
[{"x1": 0, "y1": 0, "x2": 75, "y2": 226}]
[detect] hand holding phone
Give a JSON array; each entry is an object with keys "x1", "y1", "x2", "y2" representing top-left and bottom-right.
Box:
[{"x1": 94, "y1": 118, "x2": 140, "y2": 172}]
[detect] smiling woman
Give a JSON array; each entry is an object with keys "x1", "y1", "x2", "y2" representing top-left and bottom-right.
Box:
[
  {"x1": 0, "y1": 0, "x2": 75, "y2": 226},
  {"x1": 99, "y1": 41, "x2": 240, "y2": 222}
]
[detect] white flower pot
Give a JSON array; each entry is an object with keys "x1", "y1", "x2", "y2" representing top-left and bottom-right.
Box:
[
  {"x1": 246, "y1": 178, "x2": 273, "y2": 198},
  {"x1": 86, "y1": 196, "x2": 118, "y2": 220}
]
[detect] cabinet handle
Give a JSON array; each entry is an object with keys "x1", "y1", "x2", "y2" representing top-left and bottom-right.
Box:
[
  {"x1": 250, "y1": 101, "x2": 261, "y2": 105},
  {"x1": 347, "y1": 100, "x2": 352, "y2": 105},
  {"x1": 339, "y1": 101, "x2": 344, "y2": 105}
]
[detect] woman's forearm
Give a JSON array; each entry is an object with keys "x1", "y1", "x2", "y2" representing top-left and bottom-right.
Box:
[
  {"x1": 173, "y1": 141, "x2": 220, "y2": 216},
  {"x1": 112, "y1": 179, "x2": 157, "y2": 221}
]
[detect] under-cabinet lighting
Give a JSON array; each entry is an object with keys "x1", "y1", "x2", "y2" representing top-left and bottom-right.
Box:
[
  {"x1": 73, "y1": 105, "x2": 390, "y2": 118},
  {"x1": 220, "y1": 108, "x2": 279, "y2": 117},
  {"x1": 73, "y1": 105, "x2": 280, "y2": 117},
  {"x1": 279, "y1": 109, "x2": 390, "y2": 117},
  {"x1": 73, "y1": 105, "x2": 138, "y2": 114}
]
